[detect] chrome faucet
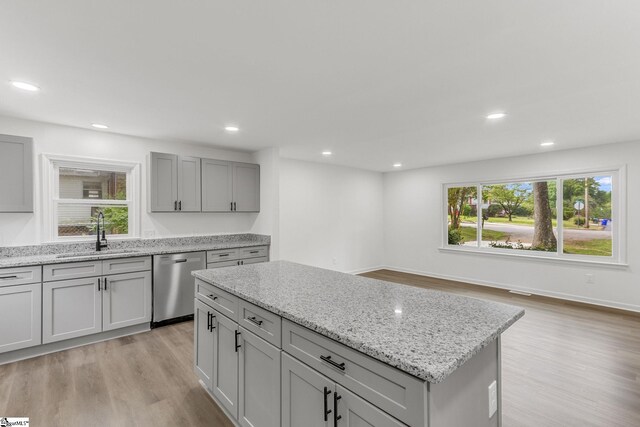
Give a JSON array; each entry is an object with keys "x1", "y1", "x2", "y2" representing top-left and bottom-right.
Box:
[{"x1": 96, "y1": 212, "x2": 108, "y2": 251}]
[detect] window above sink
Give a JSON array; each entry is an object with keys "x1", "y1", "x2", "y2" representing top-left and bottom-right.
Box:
[{"x1": 41, "y1": 154, "x2": 141, "y2": 242}]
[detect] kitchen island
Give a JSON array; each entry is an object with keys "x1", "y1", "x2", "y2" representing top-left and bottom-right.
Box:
[{"x1": 192, "y1": 260, "x2": 524, "y2": 427}]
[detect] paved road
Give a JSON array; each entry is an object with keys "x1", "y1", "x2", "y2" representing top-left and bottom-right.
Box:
[{"x1": 462, "y1": 222, "x2": 611, "y2": 242}]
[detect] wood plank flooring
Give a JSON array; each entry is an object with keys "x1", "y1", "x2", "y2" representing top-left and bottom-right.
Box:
[{"x1": 1, "y1": 270, "x2": 638, "y2": 426}]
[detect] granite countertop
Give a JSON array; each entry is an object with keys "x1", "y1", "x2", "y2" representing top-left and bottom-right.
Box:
[
  {"x1": 0, "y1": 234, "x2": 270, "y2": 268},
  {"x1": 192, "y1": 260, "x2": 524, "y2": 383}
]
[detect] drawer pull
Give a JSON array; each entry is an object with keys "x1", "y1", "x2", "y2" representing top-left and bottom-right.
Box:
[
  {"x1": 247, "y1": 316, "x2": 263, "y2": 326},
  {"x1": 174, "y1": 259, "x2": 187, "y2": 263},
  {"x1": 324, "y1": 386, "x2": 332, "y2": 421},
  {"x1": 0, "y1": 275, "x2": 19, "y2": 280},
  {"x1": 249, "y1": 250, "x2": 259, "y2": 254},
  {"x1": 219, "y1": 254, "x2": 230, "y2": 257},
  {"x1": 208, "y1": 294, "x2": 218, "y2": 301},
  {"x1": 320, "y1": 355, "x2": 346, "y2": 371}
]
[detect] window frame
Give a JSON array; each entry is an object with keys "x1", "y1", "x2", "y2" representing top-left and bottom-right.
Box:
[
  {"x1": 441, "y1": 166, "x2": 626, "y2": 266},
  {"x1": 41, "y1": 154, "x2": 140, "y2": 242}
]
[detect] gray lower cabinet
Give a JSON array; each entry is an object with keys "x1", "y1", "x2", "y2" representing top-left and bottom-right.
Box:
[
  {"x1": 0, "y1": 134, "x2": 33, "y2": 213},
  {"x1": 0, "y1": 283, "x2": 41, "y2": 353},
  {"x1": 195, "y1": 299, "x2": 215, "y2": 390},
  {"x1": 282, "y1": 353, "x2": 404, "y2": 427},
  {"x1": 43, "y1": 258, "x2": 152, "y2": 344},
  {"x1": 238, "y1": 326, "x2": 281, "y2": 427},
  {"x1": 43, "y1": 276, "x2": 102, "y2": 343},
  {"x1": 213, "y1": 311, "x2": 240, "y2": 419},
  {"x1": 195, "y1": 295, "x2": 280, "y2": 427}
]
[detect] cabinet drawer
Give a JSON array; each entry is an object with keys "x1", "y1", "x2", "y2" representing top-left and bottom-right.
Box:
[
  {"x1": 195, "y1": 279, "x2": 239, "y2": 322},
  {"x1": 239, "y1": 299, "x2": 281, "y2": 348},
  {"x1": 238, "y1": 246, "x2": 268, "y2": 259},
  {"x1": 103, "y1": 256, "x2": 151, "y2": 275},
  {"x1": 207, "y1": 248, "x2": 240, "y2": 263},
  {"x1": 240, "y1": 256, "x2": 268, "y2": 266},
  {"x1": 43, "y1": 261, "x2": 102, "y2": 282},
  {"x1": 0, "y1": 265, "x2": 41, "y2": 287},
  {"x1": 207, "y1": 260, "x2": 243, "y2": 269},
  {"x1": 282, "y1": 320, "x2": 425, "y2": 427}
]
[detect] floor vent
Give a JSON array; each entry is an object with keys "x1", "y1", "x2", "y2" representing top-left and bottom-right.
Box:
[{"x1": 509, "y1": 290, "x2": 532, "y2": 296}]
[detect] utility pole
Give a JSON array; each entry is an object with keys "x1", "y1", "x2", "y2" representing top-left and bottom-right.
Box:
[{"x1": 584, "y1": 177, "x2": 589, "y2": 229}]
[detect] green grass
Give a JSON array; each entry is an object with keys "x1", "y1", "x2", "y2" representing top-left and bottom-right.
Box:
[
  {"x1": 459, "y1": 226, "x2": 507, "y2": 242},
  {"x1": 563, "y1": 239, "x2": 612, "y2": 257}
]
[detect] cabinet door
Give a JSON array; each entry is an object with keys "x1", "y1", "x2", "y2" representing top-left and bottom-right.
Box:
[
  {"x1": 150, "y1": 152, "x2": 178, "y2": 212},
  {"x1": 202, "y1": 158, "x2": 233, "y2": 212},
  {"x1": 178, "y1": 156, "x2": 201, "y2": 211},
  {"x1": 0, "y1": 283, "x2": 41, "y2": 353},
  {"x1": 335, "y1": 385, "x2": 405, "y2": 427},
  {"x1": 0, "y1": 134, "x2": 33, "y2": 212},
  {"x1": 233, "y1": 162, "x2": 260, "y2": 212},
  {"x1": 194, "y1": 299, "x2": 215, "y2": 390},
  {"x1": 43, "y1": 277, "x2": 102, "y2": 344},
  {"x1": 102, "y1": 271, "x2": 152, "y2": 331},
  {"x1": 213, "y1": 311, "x2": 239, "y2": 419},
  {"x1": 282, "y1": 353, "x2": 333, "y2": 427},
  {"x1": 238, "y1": 327, "x2": 281, "y2": 427}
]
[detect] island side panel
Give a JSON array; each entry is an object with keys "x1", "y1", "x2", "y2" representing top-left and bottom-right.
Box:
[{"x1": 428, "y1": 338, "x2": 500, "y2": 427}]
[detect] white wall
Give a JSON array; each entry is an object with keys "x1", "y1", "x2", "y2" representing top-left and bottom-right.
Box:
[
  {"x1": 279, "y1": 159, "x2": 384, "y2": 273},
  {"x1": 250, "y1": 147, "x2": 280, "y2": 259},
  {"x1": 384, "y1": 141, "x2": 640, "y2": 312},
  {"x1": 0, "y1": 115, "x2": 260, "y2": 246}
]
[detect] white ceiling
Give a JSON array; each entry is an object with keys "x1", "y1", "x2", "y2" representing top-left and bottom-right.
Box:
[{"x1": 2, "y1": 1, "x2": 640, "y2": 171}]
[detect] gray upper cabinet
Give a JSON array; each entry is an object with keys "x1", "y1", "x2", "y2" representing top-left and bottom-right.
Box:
[
  {"x1": 202, "y1": 160, "x2": 260, "y2": 212},
  {"x1": 150, "y1": 152, "x2": 202, "y2": 212},
  {"x1": 233, "y1": 162, "x2": 260, "y2": 212},
  {"x1": 150, "y1": 152, "x2": 178, "y2": 212},
  {"x1": 201, "y1": 158, "x2": 233, "y2": 212},
  {"x1": 0, "y1": 134, "x2": 33, "y2": 212}
]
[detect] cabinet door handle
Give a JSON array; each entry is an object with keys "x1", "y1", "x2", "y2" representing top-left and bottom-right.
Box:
[
  {"x1": 320, "y1": 355, "x2": 346, "y2": 371},
  {"x1": 234, "y1": 202, "x2": 237, "y2": 211},
  {"x1": 98, "y1": 278, "x2": 101, "y2": 291},
  {"x1": 334, "y1": 393, "x2": 342, "y2": 425},
  {"x1": 247, "y1": 316, "x2": 263, "y2": 326},
  {"x1": 235, "y1": 330, "x2": 241, "y2": 352},
  {"x1": 207, "y1": 311, "x2": 211, "y2": 331},
  {"x1": 0, "y1": 275, "x2": 18, "y2": 280},
  {"x1": 211, "y1": 315, "x2": 216, "y2": 331},
  {"x1": 179, "y1": 200, "x2": 182, "y2": 211},
  {"x1": 104, "y1": 277, "x2": 108, "y2": 291},
  {"x1": 230, "y1": 202, "x2": 233, "y2": 211},
  {"x1": 324, "y1": 386, "x2": 332, "y2": 421},
  {"x1": 175, "y1": 201, "x2": 178, "y2": 211}
]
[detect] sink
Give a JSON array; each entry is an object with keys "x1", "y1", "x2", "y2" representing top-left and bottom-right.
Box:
[{"x1": 55, "y1": 249, "x2": 140, "y2": 259}]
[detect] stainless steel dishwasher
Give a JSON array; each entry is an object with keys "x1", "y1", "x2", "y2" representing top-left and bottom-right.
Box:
[{"x1": 152, "y1": 251, "x2": 206, "y2": 327}]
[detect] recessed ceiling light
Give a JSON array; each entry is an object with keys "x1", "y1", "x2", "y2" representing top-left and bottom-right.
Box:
[
  {"x1": 225, "y1": 126, "x2": 239, "y2": 132},
  {"x1": 11, "y1": 80, "x2": 40, "y2": 92},
  {"x1": 486, "y1": 112, "x2": 506, "y2": 120},
  {"x1": 322, "y1": 151, "x2": 332, "y2": 156},
  {"x1": 393, "y1": 163, "x2": 402, "y2": 168},
  {"x1": 540, "y1": 141, "x2": 555, "y2": 147},
  {"x1": 91, "y1": 123, "x2": 109, "y2": 129}
]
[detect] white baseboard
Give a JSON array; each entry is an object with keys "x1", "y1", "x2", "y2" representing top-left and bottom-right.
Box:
[
  {"x1": 380, "y1": 265, "x2": 640, "y2": 314},
  {"x1": 347, "y1": 265, "x2": 385, "y2": 275}
]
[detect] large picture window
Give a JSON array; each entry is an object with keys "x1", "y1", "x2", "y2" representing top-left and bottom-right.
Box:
[
  {"x1": 444, "y1": 169, "x2": 623, "y2": 263},
  {"x1": 42, "y1": 155, "x2": 140, "y2": 241}
]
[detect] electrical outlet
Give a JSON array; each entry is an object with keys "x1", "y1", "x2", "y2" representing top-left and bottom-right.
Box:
[
  {"x1": 332, "y1": 257, "x2": 337, "y2": 266},
  {"x1": 488, "y1": 380, "x2": 497, "y2": 418},
  {"x1": 585, "y1": 273, "x2": 594, "y2": 284}
]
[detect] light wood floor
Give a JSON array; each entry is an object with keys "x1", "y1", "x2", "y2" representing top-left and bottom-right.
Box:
[{"x1": 1, "y1": 270, "x2": 639, "y2": 426}]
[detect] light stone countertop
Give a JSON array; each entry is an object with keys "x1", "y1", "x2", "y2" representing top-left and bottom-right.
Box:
[
  {"x1": 0, "y1": 234, "x2": 270, "y2": 268},
  {"x1": 192, "y1": 260, "x2": 524, "y2": 383}
]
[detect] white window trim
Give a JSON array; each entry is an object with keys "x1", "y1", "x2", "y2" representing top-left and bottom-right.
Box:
[
  {"x1": 441, "y1": 165, "x2": 627, "y2": 267},
  {"x1": 41, "y1": 153, "x2": 141, "y2": 242}
]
